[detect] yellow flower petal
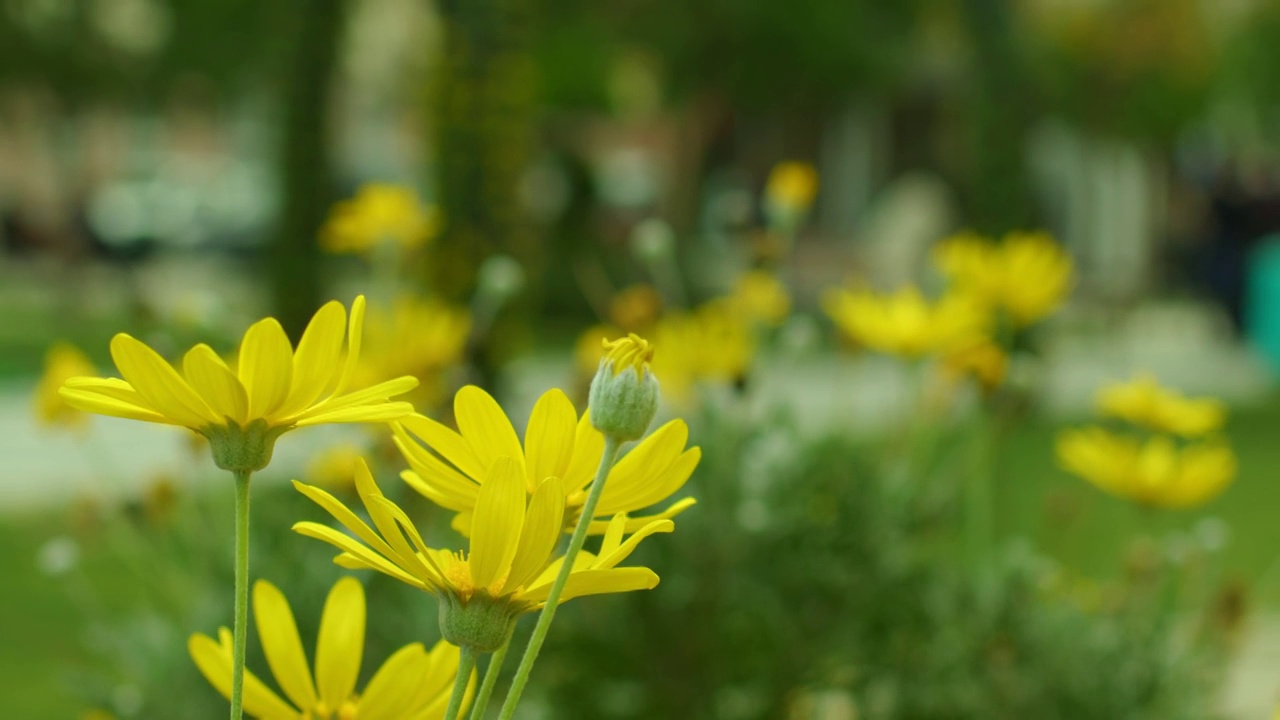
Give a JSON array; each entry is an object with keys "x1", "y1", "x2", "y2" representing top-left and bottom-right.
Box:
[
  {"x1": 314, "y1": 577, "x2": 365, "y2": 711},
  {"x1": 562, "y1": 412, "x2": 605, "y2": 493},
  {"x1": 586, "y1": 497, "x2": 698, "y2": 535},
  {"x1": 594, "y1": 518, "x2": 674, "y2": 569},
  {"x1": 110, "y1": 334, "x2": 218, "y2": 427},
  {"x1": 455, "y1": 386, "x2": 525, "y2": 474},
  {"x1": 293, "y1": 521, "x2": 427, "y2": 589},
  {"x1": 182, "y1": 344, "x2": 248, "y2": 424},
  {"x1": 278, "y1": 300, "x2": 347, "y2": 416},
  {"x1": 188, "y1": 633, "x2": 299, "y2": 720},
  {"x1": 238, "y1": 318, "x2": 295, "y2": 420},
  {"x1": 298, "y1": 376, "x2": 419, "y2": 420},
  {"x1": 295, "y1": 401, "x2": 415, "y2": 426},
  {"x1": 252, "y1": 580, "x2": 318, "y2": 711},
  {"x1": 58, "y1": 387, "x2": 173, "y2": 425},
  {"x1": 398, "y1": 413, "x2": 488, "y2": 482},
  {"x1": 333, "y1": 294, "x2": 366, "y2": 396},
  {"x1": 523, "y1": 567, "x2": 659, "y2": 604},
  {"x1": 469, "y1": 457, "x2": 525, "y2": 589},
  {"x1": 291, "y1": 480, "x2": 405, "y2": 568},
  {"x1": 523, "y1": 389, "x2": 577, "y2": 491},
  {"x1": 503, "y1": 476, "x2": 566, "y2": 594},
  {"x1": 357, "y1": 644, "x2": 432, "y2": 720}
]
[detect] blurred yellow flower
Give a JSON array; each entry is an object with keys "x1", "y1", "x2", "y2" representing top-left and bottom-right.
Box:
[
  {"x1": 823, "y1": 285, "x2": 987, "y2": 357},
  {"x1": 191, "y1": 577, "x2": 468, "y2": 719},
  {"x1": 79, "y1": 711, "x2": 115, "y2": 720},
  {"x1": 305, "y1": 443, "x2": 365, "y2": 491},
  {"x1": 321, "y1": 184, "x2": 438, "y2": 255},
  {"x1": 651, "y1": 302, "x2": 755, "y2": 402},
  {"x1": 933, "y1": 231, "x2": 1074, "y2": 326},
  {"x1": 1096, "y1": 374, "x2": 1225, "y2": 437},
  {"x1": 1056, "y1": 427, "x2": 1236, "y2": 509},
  {"x1": 764, "y1": 161, "x2": 819, "y2": 216},
  {"x1": 34, "y1": 342, "x2": 97, "y2": 428},
  {"x1": 294, "y1": 458, "x2": 674, "y2": 620},
  {"x1": 608, "y1": 284, "x2": 663, "y2": 331},
  {"x1": 357, "y1": 295, "x2": 471, "y2": 410},
  {"x1": 730, "y1": 270, "x2": 791, "y2": 326},
  {"x1": 393, "y1": 385, "x2": 698, "y2": 535},
  {"x1": 942, "y1": 339, "x2": 1008, "y2": 391},
  {"x1": 59, "y1": 297, "x2": 416, "y2": 471}
]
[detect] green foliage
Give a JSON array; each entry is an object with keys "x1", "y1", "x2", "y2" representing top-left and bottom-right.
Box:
[{"x1": 541, "y1": 401, "x2": 1228, "y2": 719}]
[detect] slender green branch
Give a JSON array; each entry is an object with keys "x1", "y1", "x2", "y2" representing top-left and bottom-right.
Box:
[
  {"x1": 446, "y1": 645, "x2": 478, "y2": 720},
  {"x1": 468, "y1": 635, "x2": 511, "y2": 720},
  {"x1": 498, "y1": 436, "x2": 624, "y2": 719},
  {"x1": 230, "y1": 470, "x2": 252, "y2": 720}
]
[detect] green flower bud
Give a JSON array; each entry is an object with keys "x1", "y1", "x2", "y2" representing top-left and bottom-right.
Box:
[
  {"x1": 438, "y1": 592, "x2": 522, "y2": 653},
  {"x1": 589, "y1": 333, "x2": 660, "y2": 441},
  {"x1": 202, "y1": 419, "x2": 288, "y2": 473}
]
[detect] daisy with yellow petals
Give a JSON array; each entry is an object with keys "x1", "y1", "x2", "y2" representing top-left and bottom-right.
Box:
[
  {"x1": 60, "y1": 295, "x2": 416, "y2": 720},
  {"x1": 1056, "y1": 427, "x2": 1236, "y2": 509},
  {"x1": 33, "y1": 342, "x2": 97, "y2": 429},
  {"x1": 59, "y1": 296, "x2": 416, "y2": 472},
  {"x1": 294, "y1": 458, "x2": 672, "y2": 642},
  {"x1": 190, "y1": 577, "x2": 471, "y2": 720},
  {"x1": 294, "y1": 457, "x2": 673, "y2": 718},
  {"x1": 392, "y1": 385, "x2": 699, "y2": 535},
  {"x1": 932, "y1": 231, "x2": 1074, "y2": 327},
  {"x1": 1096, "y1": 374, "x2": 1226, "y2": 437},
  {"x1": 823, "y1": 285, "x2": 987, "y2": 357}
]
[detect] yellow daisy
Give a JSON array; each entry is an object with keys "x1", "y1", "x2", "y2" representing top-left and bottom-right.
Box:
[
  {"x1": 932, "y1": 230, "x2": 1074, "y2": 326},
  {"x1": 190, "y1": 577, "x2": 469, "y2": 719},
  {"x1": 1056, "y1": 427, "x2": 1236, "y2": 509},
  {"x1": 1096, "y1": 374, "x2": 1225, "y2": 437},
  {"x1": 729, "y1": 270, "x2": 791, "y2": 326},
  {"x1": 764, "y1": 161, "x2": 819, "y2": 216},
  {"x1": 293, "y1": 458, "x2": 674, "y2": 647},
  {"x1": 33, "y1": 342, "x2": 97, "y2": 429},
  {"x1": 392, "y1": 385, "x2": 699, "y2": 535},
  {"x1": 59, "y1": 296, "x2": 416, "y2": 471},
  {"x1": 823, "y1": 284, "x2": 987, "y2": 357},
  {"x1": 321, "y1": 183, "x2": 438, "y2": 255},
  {"x1": 356, "y1": 295, "x2": 471, "y2": 411}
]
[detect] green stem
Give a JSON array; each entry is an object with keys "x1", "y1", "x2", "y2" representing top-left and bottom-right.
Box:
[
  {"x1": 498, "y1": 436, "x2": 624, "y2": 720},
  {"x1": 230, "y1": 470, "x2": 252, "y2": 720},
  {"x1": 445, "y1": 645, "x2": 478, "y2": 720},
  {"x1": 468, "y1": 635, "x2": 511, "y2": 720},
  {"x1": 964, "y1": 405, "x2": 995, "y2": 571}
]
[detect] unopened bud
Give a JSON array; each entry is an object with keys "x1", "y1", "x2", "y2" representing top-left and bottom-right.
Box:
[{"x1": 589, "y1": 334, "x2": 659, "y2": 441}]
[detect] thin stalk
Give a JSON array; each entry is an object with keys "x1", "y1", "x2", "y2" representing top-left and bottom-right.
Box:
[
  {"x1": 446, "y1": 646, "x2": 478, "y2": 720},
  {"x1": 468, "y1": 635, "x2": 511, "y2": 720},
  {"x1": 964, "y1": 405, "x2": 995, "y2": 570},
  {"x1": 230, "y1": 470, "x2": 252, "y2": 719},
  {"x1": 498, "y1": 436, "x2": 624, "y2": 719}
]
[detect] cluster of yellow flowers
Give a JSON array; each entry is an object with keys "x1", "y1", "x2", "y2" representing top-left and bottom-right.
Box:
[
  {"x1": 577, "y1": 270, "x2": 789, "y2": 406},
  {"x1": 1057, "y1": 375, "x2": 1236, "y2": 509},
  {"x1": 55, "y1": 298, "x2": 696, "y2": 720},
  {"x1": 824, "y1": 230, "x2": 1075, "y2": 391}
]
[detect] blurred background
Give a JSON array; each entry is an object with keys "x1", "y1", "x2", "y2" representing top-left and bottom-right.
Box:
[{"x1": 5, "y1": 0, "x2": 1280, "y2": 717}]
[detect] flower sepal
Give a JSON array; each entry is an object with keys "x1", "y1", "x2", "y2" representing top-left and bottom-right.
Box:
[
  {"x1": 203, "y1": 419, "x2": 289, "y2": 473},
  {"x1": 439, "y1": 592, "x2": 523, "y2": 653}
]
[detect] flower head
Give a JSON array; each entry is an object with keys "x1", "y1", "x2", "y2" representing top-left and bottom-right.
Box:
[
  {"x1": 393, "y1": 385, "x2": 698, "y2": 535},
  {"x1": 190, "y1": 577, "x2": 469, "y2": 719},
  {"x1": 59, "y1": 296, "x2": 416, "y2": 472},
  {"x1": 1056, "y1": 427, "x2": 1236, "y2": 509},
  {"x1": 34, "y1": 342, "x2": 97, "y2": 429},
  {"x1": 321, "y1": 184, "x2": 438, "y2": 255},
  {"x1": 590, "y1": 334, "x2": 660, "y2": 440},
  {"x1": 293, "y1": 458, "x2": 674, "y2": 649},
  {"x1": 823, "y1": 285, "x2": 987, "y2": 357},
  {"x1": 764, "y1": 161, "x2": 819, "y2": 217},
  {"x1": 932, "y1": 231, "x2": 1074, "y2": 326},
  {"x1": 729, "y1": 270, "x2": 790, "y2": 326},
  {"x1": 1096, "y1": 374, "x2": 1225, "y2": 437},
  {"x1": 355, "y1": 295, "x2": 470, "y2": 411},
  {"x1": 649, "y1": 303, "x2": 755, "y2": 403}
]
